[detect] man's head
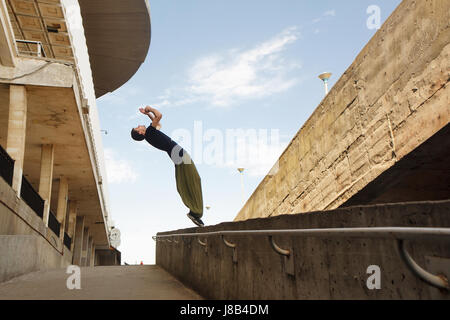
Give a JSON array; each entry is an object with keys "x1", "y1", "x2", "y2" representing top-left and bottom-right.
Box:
[{"x1": 131, "y1": 125, "x2": 146, "y2": 141}]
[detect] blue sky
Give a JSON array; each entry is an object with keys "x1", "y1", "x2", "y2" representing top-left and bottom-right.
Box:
[{"x1": 96, "y1": 0, "x2": 401, "y2": 265}]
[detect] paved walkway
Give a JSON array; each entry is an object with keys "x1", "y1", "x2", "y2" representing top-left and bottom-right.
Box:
[{"x1": 0, "y1": 265, "x2": 203, "y2": 300}]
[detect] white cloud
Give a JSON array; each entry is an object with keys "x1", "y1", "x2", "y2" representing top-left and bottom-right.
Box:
[
  {"x1": 104, "y1": 148, "x2": 138, "y2": 184},
  {"x1": 154, "y1": 26, "x2": 301, "y2": 108},
  {"x1": 312, "y1": 9, "x2": 336, "y2": 24}
]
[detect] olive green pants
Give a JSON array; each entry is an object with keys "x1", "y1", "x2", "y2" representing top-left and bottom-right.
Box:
[{"x1": 175, "y1": 151, "x2": 203, "y2": 217}]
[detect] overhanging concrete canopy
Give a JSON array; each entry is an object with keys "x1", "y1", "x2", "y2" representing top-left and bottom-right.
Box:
[
  {"x1": 78, "y1": 0, "x2": 151, "y2": 98},
  {"x1": 0, "y1": 83, "x2": 109, "y2": 245}
]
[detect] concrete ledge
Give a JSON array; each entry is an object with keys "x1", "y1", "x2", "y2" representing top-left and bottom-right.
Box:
[
  {"x1": 0, "y1": 57, "x2": 74, "y2": 87},
  {"x1": 0, "y1": 177, "x2": 72, "y2": 283},
  {"x1": 157, "y1": 200, "x2": 450, "y2": 299},
  {"x1": 0, "y1": 176, "x2": 48, "y2": 238}
]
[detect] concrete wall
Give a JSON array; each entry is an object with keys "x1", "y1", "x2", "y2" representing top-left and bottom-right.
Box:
[
  {"x1": 95, "y1": 248, "x2": 121, "y2": 266},
  {"x1": 157, "y1": 200, "x2": 450, "y2": 299},
  {"x1": 0, "y1": 235, "x2": 72, "y2": 283},
  {"x1": 235, "y1": 0, "x2": 450, "y2": 221},
  {"x1": 0, "y1": 177, "x2": 71, "y2": 283}
]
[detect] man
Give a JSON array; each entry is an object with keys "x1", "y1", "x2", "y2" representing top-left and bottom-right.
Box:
[{"x1": 130, "y1": 106, "x2": 205, "y2": 227}]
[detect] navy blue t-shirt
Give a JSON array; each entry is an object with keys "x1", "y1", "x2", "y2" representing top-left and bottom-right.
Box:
[{"x1": 145, "y1": 125, "x2": 183, "y2": 159}]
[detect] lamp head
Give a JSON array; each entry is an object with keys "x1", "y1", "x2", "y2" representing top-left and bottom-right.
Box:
[{"x1": 318, "y1": 72, "x2": 332, "y2": 83}]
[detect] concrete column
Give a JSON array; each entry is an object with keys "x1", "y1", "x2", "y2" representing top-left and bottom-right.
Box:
[
  {"x1": 38, "y1": 144, "x2": 54, "y2": 226},
  {"x1": 72, "y1": 216, "x2": 84, "y2": 266},
  {"x1": 56, "y1": 176, "x2": 68, "y2": 239},
  {"x1": 67, "y1": 201, "x2": 77, "y2": 251},
  {"x1": 81, "y1": 227, "x2": 89, "y2": 266},
  {"x1": 6, "y1": 85, "x2": 27, "y2": 195},
  {"x1": 86, "y1": 236, "x2": 93, "y2": 267},
  {"x1": 89, "y1": 243, "x2": 95, "y2": 267},
  {"x1": 91, "y1": 244, "x2": 97, "y2": 267},
  {"x1": 0, "y1": 0, "x2": 16, "y2": 67}
]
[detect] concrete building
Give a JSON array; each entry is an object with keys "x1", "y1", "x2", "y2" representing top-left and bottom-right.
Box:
[
  {"x1": 0, "y1": 0, "x2": 151, "y2": 282},
  {"x1": 0, "y1": 0, "x2": 447, "y2": 300}
]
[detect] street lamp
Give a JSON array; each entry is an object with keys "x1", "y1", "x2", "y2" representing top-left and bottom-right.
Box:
[
  {"x1": 237, "y1": 168, "x2": 245, "y2": 205},
  {"x1": 318, "y1": 72, "x2": 332, "y2": 95}
]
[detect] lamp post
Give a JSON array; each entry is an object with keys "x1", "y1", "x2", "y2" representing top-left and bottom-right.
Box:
[
  {"x1": 318, "y1": 72, "x2": 332, "y2": 95},
  {"x1": 237, "y1": 168, "x2": 245, "y2": 204}
]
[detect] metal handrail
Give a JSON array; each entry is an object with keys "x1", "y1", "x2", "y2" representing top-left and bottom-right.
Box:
[
  {"x1": 397, "y1": 240, "x2": 449, "y2": 291},
  {"x1": 15, "y1": 39, "x2": 46, "y2": 57},
  {"x1": 63, "y1": 232, "x2": 72, "y2": 250},
  {"x1": 154, "y1": 227, "x2": 450, "y2": 291},
  {"x1": 154, "y1": 227, "x2": 450, "y2": 241},
  {"x1": 20, "y1": 175, "x2": 44, "y2": 218},
  {"x1": 269, "y1": 235, "x2": 290, "y2": 256},
  {"x1": 0, "y1": 144, "x2": 14, "y2": 186},
  {"x1": 48, "y1": 210, "x2": 61, "y2": 236},
  {"x1": 221, "y1": 235, "x2": 236, "y2": 248}
]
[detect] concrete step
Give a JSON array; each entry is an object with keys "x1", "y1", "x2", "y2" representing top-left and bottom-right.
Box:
[{"x1": 0, "y1": 265, "x2": 203, "y2": 300}]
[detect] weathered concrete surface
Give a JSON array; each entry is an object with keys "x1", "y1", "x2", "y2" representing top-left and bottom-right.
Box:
[
  {"x1": 344, "y1": 124, "x2": 450, "y2": 206},
  {"x1": 157, "y1": 200, "x2": 450, "y2": 300},
  {"x1": 79, "y1": 0, "x2": 151, "y2": 97},
  {"x1": 0, "y1": 57, "x2": 74, "y2": 87},
  {"x1": 0, "y1": 235, "x2": 71, "y2": 283},
  {"x1": 235, "y1": 0, "x2": 450, "y2": 221},
  {"x1": 0, "y1": 265, "x2": 203, "y2": 300},
  {"x1": 0, "y1": 0, "x2": 16, "y2": 67},
  {"x1": 95, "y1": 248, "x2": 121, "y2": 266},
  {"x1": 0, "y1": 176, "x2": 71, "y2": 283}
]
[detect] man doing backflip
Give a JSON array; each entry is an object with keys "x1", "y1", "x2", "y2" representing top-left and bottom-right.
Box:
[{"x1": 130, "y1": 106, "x2": 205, "y2": 227}]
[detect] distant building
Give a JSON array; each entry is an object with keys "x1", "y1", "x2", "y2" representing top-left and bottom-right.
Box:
[{"x1": 0, "y1": 0, "x2": 151, "y2": 282}]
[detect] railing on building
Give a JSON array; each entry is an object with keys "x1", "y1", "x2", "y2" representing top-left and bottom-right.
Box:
[
  {"x1": 63, "y1": 232, "x2": 72, "y2": 250},
  {"x1": 15, "y1": 39, "x2": 46, "y2": 57},
  {"x1": 48, "y1": 210, "x2": 60, "y2": 236},
  {"x1": 0, "y1": 145, "x2": 14, "y2": 186},
  {"x1": 20, "y1": 176, "x2": 44, "y2": 218}
]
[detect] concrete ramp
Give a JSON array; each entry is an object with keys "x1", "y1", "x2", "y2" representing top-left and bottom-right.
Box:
[{"x1": 0, "y1": 265, "x2": 203, "y2": 300}]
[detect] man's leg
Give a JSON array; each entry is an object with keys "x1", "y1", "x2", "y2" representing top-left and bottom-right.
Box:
[{"x1": 175, "y1": 152, "x2": 204, "y2": 223}]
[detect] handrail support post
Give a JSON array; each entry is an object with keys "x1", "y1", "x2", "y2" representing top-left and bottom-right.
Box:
[{"x1": 268, "y1": 236, "x2": 295, "y2": 276}]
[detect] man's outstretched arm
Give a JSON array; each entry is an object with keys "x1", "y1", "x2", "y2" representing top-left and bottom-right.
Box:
[{"x1": 140, "y1": 106, "x2": 162, "y2": 129}]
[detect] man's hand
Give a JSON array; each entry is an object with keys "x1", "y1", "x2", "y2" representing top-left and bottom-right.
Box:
[
  {"x1": 139, "y1": 106, "x2": 162, "y2": 129},
  {"x1": 139, "y1": 107, "x2": 151, "y2": 115}
]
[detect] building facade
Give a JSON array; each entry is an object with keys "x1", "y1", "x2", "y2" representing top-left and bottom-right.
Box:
[{"x1": 0, "y1": 0, "x2": 150, "y2": 282}]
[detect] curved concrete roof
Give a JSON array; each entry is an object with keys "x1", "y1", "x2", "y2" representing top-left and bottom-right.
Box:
[{"x1": 78, "y1": 0, "x2": 151, "y2": 98}]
